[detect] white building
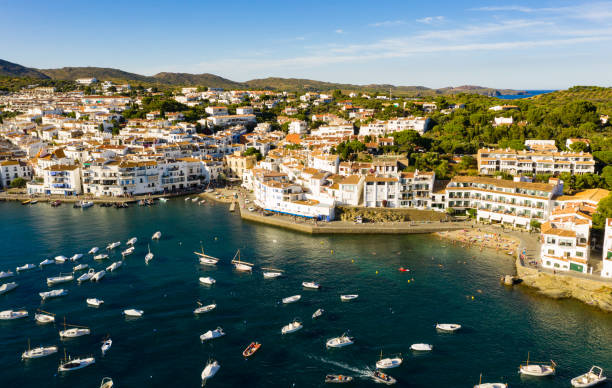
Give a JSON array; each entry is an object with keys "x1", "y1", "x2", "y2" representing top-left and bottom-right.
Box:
[
  {"x1": 603, "y1": 219, "x2": 612, "y2": 278},
  {"x1": 206, "y1": 114, "x2": 256, "y2": 127},
  {"x1": 288, "y1": 120, "x2": 308, "y2": 134},
  {"x1": 0, "y1": 160, "x2": 32, "y2": 188},
  {"x1": 477, "y1": 148, "x2": 596, "y2": 176},
  {"x1": 540, "y1": 212, "x2": 590, "y2": 274}
]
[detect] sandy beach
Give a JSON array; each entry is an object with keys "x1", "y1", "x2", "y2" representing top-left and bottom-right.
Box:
[{"x1": 435, "y1": 227, "x2": 524, "y2": 257}]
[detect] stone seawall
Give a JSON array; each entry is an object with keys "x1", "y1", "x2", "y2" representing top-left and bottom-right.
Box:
[
  {"x1": 239, "y1": 211, "x2": 469, "y2": 235},
  {"x1": 517, "y1": 258, "x2": 612, "y2": 312}
]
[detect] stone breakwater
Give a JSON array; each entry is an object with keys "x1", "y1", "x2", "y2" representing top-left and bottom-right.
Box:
[{"x1": 517, "y1": 260, "x2": 612, "y2": 312}]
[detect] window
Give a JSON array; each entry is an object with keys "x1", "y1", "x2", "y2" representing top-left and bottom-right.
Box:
[{"x1": 547, "y1": 249, "x2": 554, "y2": 255}]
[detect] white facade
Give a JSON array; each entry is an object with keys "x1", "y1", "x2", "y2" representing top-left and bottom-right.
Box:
[
  {"x1": 603, "y1": 219, "x2": 612, "y2": 278},
  {"x1": 0, "y1": 160, "x2": 32, "y2": 188},
  {"x1": 288, "y1": 120, "x2": 308, "y2": 134}
]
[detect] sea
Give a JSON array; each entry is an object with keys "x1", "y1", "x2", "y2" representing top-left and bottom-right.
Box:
[
  {"x1": 1, "y1": 200, "x2": 611, "y2": 387},
  {"x1": 496, "y1": 90, "x2": 555, "y2": 100}
]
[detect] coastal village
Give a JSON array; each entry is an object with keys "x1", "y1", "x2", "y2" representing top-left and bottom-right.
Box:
[{"x1": 1, "y1": 80, "x2": 611, "y2": 283}]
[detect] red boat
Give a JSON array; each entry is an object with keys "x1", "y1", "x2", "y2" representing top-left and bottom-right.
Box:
[
  {"x1": 242, "y1": 342, "x2": 261, "y2": 357},
  {"x1": 398, "y1": 267, "x2": 410, "y2": 272}
]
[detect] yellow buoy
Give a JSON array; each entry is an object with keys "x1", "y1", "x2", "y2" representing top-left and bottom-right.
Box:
[
  {"x1": 407, "y1": 280, "x2": 411, "y2": 283},
  {"x1": 351, "y1": 259, "x2": 354, "y2": 263},
  {"x1": 376, "y1": 270, "x2": 379, "y2": 274},
  {"x1": 471, "y1": 296, "x2": 475, "y2": 300},
  {"x1": 331, "y1": 250, "x2": 333, "y2": 254}
]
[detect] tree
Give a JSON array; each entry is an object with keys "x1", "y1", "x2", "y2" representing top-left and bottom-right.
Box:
[
  {"x1": 593, "y1": 193, "x2": 612, "y2": 230},
  {"x1": 9, "y1": 177, "x2": 27, "y2": 188},
  {"x1": 530, "y1": 220, "x2": 542, "y2": 231},
  {"x1": 569, "y1": 141, "x2": 589, "y2": 152},
  {"x1": 244, "y1": 147, "x2": 263, "y2": 161},
  {"x1": 602, "y1": 166, "x2": 612, "y2": 190}
]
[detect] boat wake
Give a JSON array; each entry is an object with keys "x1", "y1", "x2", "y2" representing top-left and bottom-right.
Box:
[{"x1": 308, "y1": 355, "x2": 371, "y2": 377}]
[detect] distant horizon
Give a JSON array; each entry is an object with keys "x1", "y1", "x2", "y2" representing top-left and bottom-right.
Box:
[{"x1": 2, "y1": 0, "x2": 612, "y2": 90}]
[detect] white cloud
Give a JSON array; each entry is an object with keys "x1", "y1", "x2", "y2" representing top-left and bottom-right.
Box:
[
  {"x1": 335, "y1": 29, "x2": 344, "y2": 34},
  {"x1": 369, "y1": 20, "x2": 406, "y2": 27},
  {"x1": 416, "y1": 16, "x2": 445, "y2": 24},
  {"x1": 473, "y1": 2, "x2": 612, "y2": 21}
]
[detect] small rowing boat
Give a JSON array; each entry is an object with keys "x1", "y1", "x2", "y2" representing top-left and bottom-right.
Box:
[
  {"x1": 282, "y1": 294, "x2": 301, "y2": 304},
  {"x1": 70, "y1": 253, "x2": 83, "y2": 262},
  {"x1": 436, "y1": 323, "x2": 461, "y2": 332},
  {"x1": 302, "y1": 281, "x2": 320, "y2": 289},
  {"x1": 35, "y1": 309, "x2": 55, "y2": 323},
  {"x1": 194, "y1": 301, "x2": 216, "y2": 314},
  {"x1": 232, "y1": 249, "x2": 253, "y2": 271},
  {"x1": 152, "y1": 231, "x2": 161, "y2": 240},
  {"x1": 312, "y1": 308, "x2": 324, "y2": 319},
  {"x1": 39, "y1": 258, "x2": 55, "y2": 267},
  {"x1": 518, "y1": 352, "x2": 556, "y2": 377},
  {"x1": 195, "y1": 244, "x2": 219, "y2": 265},
  {"x1": 325, "y1": 375, "x2": 353, "y2": 384},
  {"x1": 123, "y1": 309, "x2": 143, "y2": 317},
  {"x1": 340, "y1": 294, "x2": 358, "y2": 301},
  {"x1": 54, "y1": 255, "x2": 68, "y2": 264}
]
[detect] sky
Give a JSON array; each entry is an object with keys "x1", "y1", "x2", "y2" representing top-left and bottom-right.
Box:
[{"x1": 2, "y1": 0, "x2": 612, "y2": 89}]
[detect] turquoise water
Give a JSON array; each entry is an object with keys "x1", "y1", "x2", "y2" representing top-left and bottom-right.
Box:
[
  {"x1": 1, "y1": 201, "x2": 611, "y2": 387},
  {"x1": 496, "y1": 90, "x2": 555, "y2": 99}
]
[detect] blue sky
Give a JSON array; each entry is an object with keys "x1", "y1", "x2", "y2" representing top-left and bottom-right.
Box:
[{"x1": 2, "y1": 0, "x2": 612, "y2": 89}]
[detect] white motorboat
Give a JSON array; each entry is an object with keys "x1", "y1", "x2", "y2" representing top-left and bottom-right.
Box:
[
  {"x1": 89, "y1": 247, "x2": 99, "y2": 254},
  {"x1": 282, "y1": 295, "x2": 302, "y2": 304},
  {"x1": 474, "y1": 383, "x2": 507, "y2": 388},
  {"x1": 145, "y1": 244, "x2": 154, "y2": 263},
  {"x1": 194, "y1": 302, "x2": 217, "y2": 314},
  {"x1": 199, "y1": 276, "x2": 216, "y2": 285},
  {"x1": 92, "y1": 270, "x2": 106, "y2": 282},
  {"x1": 282, "y1": 319, "x2": 303, "y2": 334},
  {"x1": 127, "y1": 237, "x2": 138, "y2": 245},
  {"x1": 302, "y1": 281, "x2": 320, "y2": 289},
  {"x1": 87, "y1": 298, "x2": 104, "y2": 307},
  {"x1": 185, "y1": 197, "x2": 191, "y2": 201},
  {"x1": 101, "y1": 338, "x2": 112, "y2": 355},
  {"x1": 100, "y1": 377, "x2": 114, "y2": 388},
  {"x1": 16, "y1": 263, "x2": 36, "y2": 272},
  {"x1": 436, "y1": 323, "x2": 462, "y2": 332},
  {"x1": 94, "y1": 253, "x2": 109, "y2": 260},
  {"x1": 22, "y1": 342, "x2": 58, "y2": 360},
  {"x1": 40, "y1": 289, "x2": 68, "y2": 300},
  {"x1": 200, "y1": 327, "x2": 225, "y2": 342},
  {"x1": 571, "y1": 366, "x2": 607, "y2": 387},
  {"x1": 372, "y1": 370, "x2": 397, "y2": 385},
  {"x1": 70, "y1": 253, "x2": 83, "y2": 262},
  {"x1": 0, "y1": 309, "x2": 28, "y2": 320},
  {"x1": 54, "y1": 255, "x2": 68, "y2": 264},
  {"x1": 192, "y1": 197, "x2": 199, "y2": 202},
  {"x1": 376, "y1": 352, "x2": 403, "y2": 369},
  {"x1": 201, "y1": 359, "x2": 220, "y2": 380},
  {"x1": 35, "y1": 310, "x2": 55, "y2": 323},
  {"x1": 106, "y1": 261, "x2": 122, "y2": 272},
  {"x1": 47, "y1": 273, "x2": 74, "y2": 286},
  {"x1": 410, "y1": 343, "x2": 433, "y2": 352},
  {"x1": 39, "y1": 258, "x2": 55, "y2": 267},
  {"x1": 80, "y1": 201, "x2": 94, "y2": 209},
  {"x1": 326, "y1": 333, "x2": 354, "y2": 348},
  {"x1": 78, "y1": 268, "x2": 96, "y2": 283},
  {"x1": 232, "y1": 249, "x2": 253, "y2": 271},
  {"x1": 58, "y1": 355, "x2": 95, "y2": 372},
  {"x1": 121, "y1": 247, "x2": 135, "y2": 257},
  {"x1": 106, "y1": 241, "x2": 120, "y2": 250},
  {"x1": 159, "y1": 197, "x2": 168, "y2": 203},
  {"x1": 0, "y1": 270, "x2": 14, "y2": 279},
  {"x1": 518, "y1": 353, "x2": 556, "y2": 377},
  {"x1": 263, "y1": 271, "x2": 282, "y2": 279},
  {"x1": 340, "y1": 294, "x2": 358, "y2": 301},
  {"x1": 152, "y1": 231, "x2": 161, "y2": 240},
  {"x1": 312, "y1": 308, "x2": 324, "y2": 319},
  {"x1": 123, "y1": 309, "x2": 144, "y2": 317},
  {"x1": 0, "y1": 281, "x2": 18, "y2": 295},
  {"x1": 73, "y1": 263, "x2": 89, "y2": 272},
  {"x1": 195, "y1": 245, "x2": 219, "y2": 265}
]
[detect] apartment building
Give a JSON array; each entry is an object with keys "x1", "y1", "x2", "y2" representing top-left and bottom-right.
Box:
[
  {"x1": 0, "y1": 160, "x2": 32, "y2": 188},
  {"x1": 224, "y1": 152, "x2": 257, "y2": 180},
  {"x1": 206, "y1": 114, "x2": 256, "y2": 127},
  {"x1": 603, "y1": 219, "x2": 612, "y2": 278},
  {"x1": 477, "y1": 148, "x2": 595, "y2": 176},
  {"x1": 540, "y1": 211, "x2": 590, "y2": 274},
  {"x1": 363, "y1": 170, "x2": 435, "y2": 208},
  {"x1": 445, "y1": 176, "x2": 564, "y2": 229}
]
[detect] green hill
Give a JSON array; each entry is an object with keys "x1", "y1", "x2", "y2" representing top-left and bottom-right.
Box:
[
  {"x1": 152, "y1": 72, "x2": 242, "y2": 88},
  {"x1": 530, "y1": 86, "x2": 612, "y2": 112},
  {"x1": 0, "y1": 59, "x2": 49, "y2": 79},
  {"x1": 39, "y1": 66, "x2": 151, "y2": 83}
]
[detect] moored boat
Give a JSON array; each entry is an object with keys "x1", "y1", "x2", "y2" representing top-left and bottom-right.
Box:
[
  {"x1": 263, "y1": 270, "x2": 283, "y2": 279},
  {"x1": 518, "y1": 353, "x2": 556, "y2": 377},
  {"x1": 73, "y1": 263, "x2": 89, "y2": 272},
  {"x1": 58, "y1": 355, "x2": 95, "y2": 372},
  {"x1": 127, "y1": 237, "x2": 137, "y2": 245},
  {"x1": 0, "y1": 309, "x2": 28, "y2": 320},
  {"x1": 0, "y1": 270, "x2": 14, "y2": 279},
  {"x1": 123, "y1": 309, "x2": 143, "y2": 317},
  {"x1": 106, "y1": 261, "x2": 122, "y2": 272},
  {"x1": 282, "y1": 294, "x2": 301, "y2": 304},
  {"x1": 200, "y1": 327, "x2": 225, "y2": 342},
  {"x1": 199, "y1": 276, "x2": 216, "y2": 285},
  {"x1": 34, "y1": 309, "x2": 55, "y2": 323},
  {"x1": 40, "y1": 289, "x2": 68, "y2": 300},
  {"x1": 302, "y1": 281, "x2": 320, "y2": 289},
  {"x1": 121, "y1": 247, "x2": 135, "y2": 257},
  {"x1": 77, "y1": 268, "x2": 95, "y2": 283},
  {"x1": 474, "y1": 374, "x2": 508, "y2": 388},
  {"x1": 282, "y1": 319, "x2": 303, "y2": 334},
  {"x1": 59, "y1": 322, "x2": 91, "y2": 338},
  {"x1": 231, "y1": 249, "x2": 253, "y2": 272},
  {"x1": 0, "y1": 281, "x2": 18, "y2": 295},
  {"x1": 54, "y1": 255, "x2": 68, "y2": 264},
  {"x1": 201, "y1": 359, "x2": 220, "y2": 380},
  {"x1": 312, "y1": 308, "x2": 324, "y2": 319},
  {"x1": 16, "y1": 263, "x2": 36, "y2": 272},
  {"x1": 106, "y1": 241, "x2": 120, "y2": 250},
  {"x1": 51, "y1": 200, "x2": 61, "y2": 207},
  {"x1": 410, "y1": 343, "x2": 433, "y2": 352},
  {"x1": 145, "y1": 244, "x2": 154, "y2": 263},
  {"x1": 39, "y1": 258, "x2": 55, "y2": 267},
  {"x1": 70, "y1": 253, "x2": 83, "y2": 262},
  {"x1": 571, "y1": 366, "x2": 607, "y2": 387},
  {"x1": 242, "y1": 342, "x2": 261, "y2": 357},
  {"x1": 340, "y1": 294, "x2": 358, "y2": 301},
  {"x1": 376, "y1": 351, "x2": 403, "y2": 369},
  {"x1": 152, "y1": 231, "x2": 161, "y2": 240},
  {"x1": 22, "y1": 341, "x2": 58, "y2": 360},
  {"x1": 87, "y1": 298, "x2": 104, "y2": 307},
  {"x1": 89, "y1": 247, "x2": 99, "y2": 254},
  {"x1": 326, "y1": 333, "x2": 354, "y2": 348},
  {"x1": 195, "y1": 244, "x2": 219, "y2": 265},
  {"x1": 194, "y1": 301, "x2": 216, "y2": 314},
  {"x1": 92, "y1": 270, "x2": 106, "y2": 282},
  {"x1": 94, "y1": 253, "x2": 109, "y2": 261},
  {"x1": 101, "y1": 337, "x2": 112, "y2": 355},
  {"x1": 436, "y1": 323, "x2": 462, "y2": 332},
  {"x1": 325, "y1": 374, "x2": 353, "y2": 384},
  {"x1": 47, "y1": 273, "x2": 74, "y2": 286},
  {"x1": 100, "y1": 377, "x2": 114, "y2": 388}
]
